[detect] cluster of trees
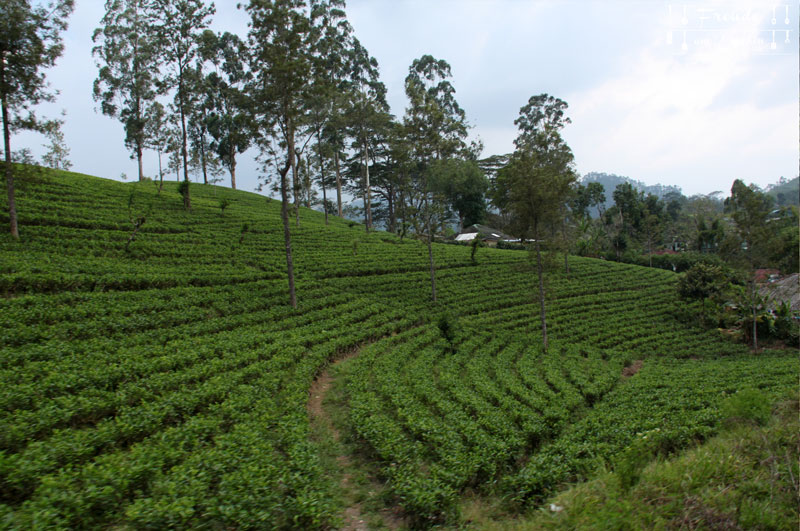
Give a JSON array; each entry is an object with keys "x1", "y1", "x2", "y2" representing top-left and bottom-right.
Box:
[
  {"x1": 3, "y1": 1, "x2": 794, "y2": 343},
  {"x1": 87, "y1": 0, "x2": 494, "y2": 307}
]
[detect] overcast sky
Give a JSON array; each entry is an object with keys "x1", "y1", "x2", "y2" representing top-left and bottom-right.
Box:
[{"x1": 13, "y1": 0, "x2": 799, "y2": 198}]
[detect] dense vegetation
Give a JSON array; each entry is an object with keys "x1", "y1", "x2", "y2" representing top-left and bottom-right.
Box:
[{"x1": 0, "y1": 168, "x2": 795, "y2": 528}]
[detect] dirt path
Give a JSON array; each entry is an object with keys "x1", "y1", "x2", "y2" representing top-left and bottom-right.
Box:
[
  {"x1": 308, "y1": 351, "x2": 404, "y2": 530},
  {"x1": 622, "y1": 359, "x2": 644, "y2": 378}
]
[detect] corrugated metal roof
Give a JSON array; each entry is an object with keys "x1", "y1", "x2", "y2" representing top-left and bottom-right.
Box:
[{"x1": 455, "y1": 232, "x2": 478, "y2": 241}]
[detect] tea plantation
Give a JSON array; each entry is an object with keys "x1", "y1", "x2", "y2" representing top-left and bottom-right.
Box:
[{"x1": 0, "y1": 168, "x2": 796, "y2": 528}]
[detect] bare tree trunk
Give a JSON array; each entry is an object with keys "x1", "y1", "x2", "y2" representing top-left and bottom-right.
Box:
[
  {"x1": 751, "y1": 280, "x2": 758, "y2": 351},
  {"x1": 304, "y1": 153, "x2": 313, "y2": 207},
  {"x1": 229, "y1": 145, "x2": 236, "y2": 190},
  {"x1": 1, "y1": 57, "x2": 18, "y2": 239},
  {"x1": 316, "y1": 129, "x2": 328, "y2": 226},
  {"x1": 137, "y1": 142, "x2": 144, "y2": 182},
  {"x1": 387, "y1": 184, "x2": 395, "y2": 234},
  {"x1": 535, "y1": 228, "x2": 548, "y2": 352},
  {"x1": 334, "y1": 149, "x2": 342, "y2": 217},
  {"x1": 157, "y1": 147, "x2": 163, "y2": 193},
  {"x1": 425, "y1": 197, "x2": 437, "y2": 302},
  {"x1": 399, "y1": 187, "x2": 407, "y2": 239},
  {"x1": 178, "y1": 69, "x2": 191, "y2": 210},
  {"x1": 282, "y1": 122, "x2": 297, "y2": 308},
  {"x1": 363, "y1": 136, "x2": 371, "y2": 232},
  {"x1": 199, "y1": 134, "x2": 208, "y2": 184},
  {"x1": 562, "y1": 215, "x2": 570, "y2": 276},
  {"x1": 291, "y1": 148, "x2": 299, "y2": 227}
]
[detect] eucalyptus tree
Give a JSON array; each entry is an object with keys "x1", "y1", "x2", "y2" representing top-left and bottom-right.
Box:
[
  {"x1": 307, "y1": 0, "x2": 351, "y2": 223},
  {"x1": 345, "y1": 37, "x2": 390, "y2": 232},
  {"x1": 93, "y1": 0, "x2": 160, "y2": 183},
  {"x1": 403, "y1": 54, "x2": 469, "y2": 301},
  {"x1": 199, "y1": 30, "x2": 252, "y2": 190},
  {"x1": 143, "y1": 100, "x2": 168, "y2": 188},
  {"x1": 150, "y1": 0, "x2": 215, "y2": 208},
  {"x1": 497, "y1": 94, "x2": 577, "y2": 351},
  {"x1": 247, "y1": 0, "x2": 315, "y2": 309},
  {"x1": 1, "y1": 0, "x2": 74, "y2": 238},
  {"x1": 185, "y1": 61, "x2": 215, "y2": 184}
]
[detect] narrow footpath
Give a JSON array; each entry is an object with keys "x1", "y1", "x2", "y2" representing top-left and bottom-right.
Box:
[{"x1": 308, "y1": 350, "x2": 405, "y2": 530}]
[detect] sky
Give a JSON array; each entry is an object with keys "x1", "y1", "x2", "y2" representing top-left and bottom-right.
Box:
[{"x1": 12, "y1": 0, "x2": 799, "y2": 198}]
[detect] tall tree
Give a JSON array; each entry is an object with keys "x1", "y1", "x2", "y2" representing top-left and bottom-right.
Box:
[
  {"x1": 247, "y1": 0, "x2": 314, "y2": 308},
  {"x1": 724, "y1": 179, "x2": 774, "y2": 351},
  {"x1": 151, "y1": 0, "x2": 214, "y2": 208},
  {"x1": 185, "y1": 61, "x2": 215, "y2": 184},
  {"x1": 1, "y1": 0, "x2": 74, "y2": 239},
  {"x1": 497, "y1": 94, "x2": 577, "y2": 351},
  {"x1": 346, "y1": 37, "x2": 389, "y2": 232},
  {"x1": 200, "y1": 30, "x2": 252, "y2": 190},
  {"x1": 93, "y1": 0, "x2": 159, "y2": 183},
  {"x1": 404, "y1": 54, "x2": 469, "y2": 301},
  {"x1": 143, "y1": 100, "x2": 168, "y2": 189},
  {"x1": 307, "y1": 0, "x2": 351, "y2": 224}
]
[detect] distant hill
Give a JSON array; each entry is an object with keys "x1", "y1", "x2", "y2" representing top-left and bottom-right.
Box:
[
  {"x1": 765, "y1": 176, "x2": 799, "y2": 206},
  {"x1": 580, "y1": 172, "x2": 684, "y2": 216}
]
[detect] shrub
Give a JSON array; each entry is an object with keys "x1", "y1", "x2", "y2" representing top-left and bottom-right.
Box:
[{"x1": 721, "y1": 387, "x2": 771, "y2": 426}]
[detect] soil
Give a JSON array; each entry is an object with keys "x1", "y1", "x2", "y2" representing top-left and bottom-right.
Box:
[
  {"x1": 622, "y1": 359, "x2": 644, "y2": 378},
  {"x1": 307, "y1": 350, "x2": 405, "y2": 530}
]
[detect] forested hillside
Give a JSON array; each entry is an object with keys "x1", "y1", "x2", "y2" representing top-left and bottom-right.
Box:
[{"x1": 0, "y1": 168, "x2": 795, "y2": 529}]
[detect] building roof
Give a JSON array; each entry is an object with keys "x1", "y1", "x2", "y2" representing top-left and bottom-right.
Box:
[{"x1": 457, "y1": 224, "x2": 513, "y2": 241}]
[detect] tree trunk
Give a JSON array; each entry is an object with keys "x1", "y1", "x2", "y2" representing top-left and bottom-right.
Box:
[
  {"x1": 316, "y1": 129, "x2": 328, "y2": 226},
  {"x1": 291, "y1": 148, "x2": 299, "y2": 227},
  {"x1": 282, "y1": 121, "x2": 297, "y2": 308},
  {"x1": 157, "y1": 147, "x2": 163, "y2": 193},
  {"x1": 137, "y1": 142, "x2": 144, "y2": 182},
  {"x1": 178, "y1": 67, "x2": 190, "y2": 210},
  {"x1": 199, "y1": 132, "x2": 208, "y2": 184},
  {"x1": 1, "y1": 56, "x2": 19, "y2": 239},
  {"x1": 399, "y1": 188, "x2": 407, "y2": 239},
  {"x1": 334, "y1": 149, "x2": 342, "y2": 217},
  {"x1": 304, "y1": 152, "x2": 312, "y2": 208},
  {"x1": 363, "y1": 136, "x2": 371, "y2": 232},
  {"x1": 535, "y1": 230, "x2": 548, "y2": 352},
  {"x1": 751, "y1": 280, "x2": 758, "y2": 351},
  {"x1": 229, "y1": 145, "x2": 236, "y2": 190},
  {"x1": 562, "y1": 215, "x2": 570, "y2": 276},
  {"x1": 387, "y1": 184, "x2": 395, "y2": 234},
  {"x1": 425, "y1": 197, "x2": 437, "y2": 302}
]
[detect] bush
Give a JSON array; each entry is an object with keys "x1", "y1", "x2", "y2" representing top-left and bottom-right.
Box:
[{"x1": 721, "y1": 388, "x2": 771, "y2": 426}]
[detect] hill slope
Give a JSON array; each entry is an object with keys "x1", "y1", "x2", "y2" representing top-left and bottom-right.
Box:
[{"x1": 0, "y1": 167, "x2": 795, "y2": 528}]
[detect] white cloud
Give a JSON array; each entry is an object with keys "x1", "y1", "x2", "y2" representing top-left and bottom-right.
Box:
[{"x1": 563, "y1": 2, "x2": 798, "y2": 195}]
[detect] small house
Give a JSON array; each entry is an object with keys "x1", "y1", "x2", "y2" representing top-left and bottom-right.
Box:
[{"x1": 454, "y1": 224, "x2": 514, "y2": 247}]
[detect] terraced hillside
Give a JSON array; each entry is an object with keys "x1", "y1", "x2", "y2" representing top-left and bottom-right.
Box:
[{"x1": 0, "y1": 168, "x2": 795, "y2": 528}]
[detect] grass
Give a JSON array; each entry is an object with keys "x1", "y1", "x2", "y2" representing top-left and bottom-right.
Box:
[{"x1": 467, "y1": 396, "x2": 799, "y2": 530}]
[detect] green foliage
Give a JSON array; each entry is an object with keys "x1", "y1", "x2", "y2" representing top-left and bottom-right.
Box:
[
  {"x1": 615, "y1": 428, "x2": 661, "y2": 491},
  {"x1": 0, "y1": 168, "x2": 796, "y2": 528},
  {"x1": 721, "y1": 388, "x2": 771, "y2": 426},
  {"x1": 470, "y1": 237, "x2": 484, "y2": 264},
  {"x1": 436, "y1": 313, "x2": 456, "y2": 349},
  {"x1": 92, "y1": 0, "x2": 160, "y2": 181},
  {"x1": 677, "y1": 262, "x2": 728, "y2": 305},
  {"x1": 519, "y1": 399, "x2": 799, "y2": 530},
  {"x1": 218, "y1": 197, "x2": 230, "y2": 215}
]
